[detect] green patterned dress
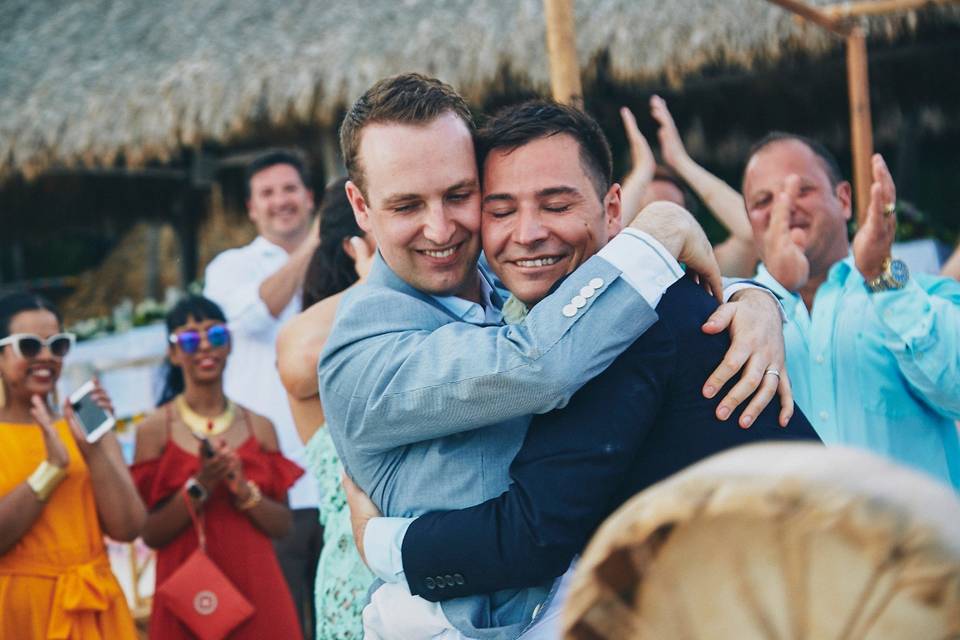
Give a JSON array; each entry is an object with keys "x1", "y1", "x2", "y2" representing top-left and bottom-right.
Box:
[{"x1": 304, "y1": 427, "x2": 375, "y2": 639}]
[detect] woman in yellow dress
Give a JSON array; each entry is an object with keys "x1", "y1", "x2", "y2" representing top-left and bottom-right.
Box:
[{"x1": 0, "y1": 292, "x2": 145, "y2": 639}]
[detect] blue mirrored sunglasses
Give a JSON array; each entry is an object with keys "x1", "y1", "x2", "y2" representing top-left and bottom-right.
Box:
[{"x1": 168, "y1": 324, "x2": 230, "y2": 354}]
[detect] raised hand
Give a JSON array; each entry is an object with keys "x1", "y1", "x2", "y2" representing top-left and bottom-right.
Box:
[
  {"x1": 754, "y1": 175, "x2": 810, "y2": 292},
  {"x1": 620, "y1": 106, "x2": 656, "y2": 183},
  {"x1": 629, "y1": 201, "x2": 723, "y2": 302},
  {"x1": 650, "y1": 95, "x2": 689, "y2": 169},
  {"x1": 853, "y1": 154, "x2": 897, "y2": 280},
  {"x1": 30, "y1": 395, "x2": 70, "y2": 468}
]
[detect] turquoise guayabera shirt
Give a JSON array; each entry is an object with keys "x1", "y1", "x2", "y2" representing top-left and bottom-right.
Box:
[{"x1": 755, "y1": 256, "x2": 960, "y2": 490}]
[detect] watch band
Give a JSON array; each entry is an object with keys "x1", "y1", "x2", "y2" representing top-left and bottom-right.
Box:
[
  {"x1": 865, "y1": 257, "x2": 909, "y2": 293},
  {"x1": 184, "y1": 476, "x2": 209, "y2": 503}
]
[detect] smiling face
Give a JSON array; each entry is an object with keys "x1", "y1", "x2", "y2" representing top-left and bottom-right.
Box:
[
  {"x1": 247, "y1": 163, "x2": 315, "y2": 249},
  {"x1": 168, "y1": 317, "x2": 231, "y2": 387},
  {"x1": 481, "y1": 134, "x2": 621, "y2": 306},
  {"x1": 0, "y1": 309, "x2": 64, "y2": 404},
  {"x1": 345, "y1": 112, "x2": 483, "y2": 300},
  {"x1": 743, "y1": 139, "x2": 852, "y2": 275}
]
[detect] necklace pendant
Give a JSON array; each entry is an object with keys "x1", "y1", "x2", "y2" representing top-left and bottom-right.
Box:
[{"x1": 206, "y1": 420, "x2": 214, "y2": 434}]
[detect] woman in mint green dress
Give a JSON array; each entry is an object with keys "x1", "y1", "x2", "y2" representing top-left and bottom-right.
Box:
[{"x1": 277, "y1": 179, "x2": 376, "y2": 639}]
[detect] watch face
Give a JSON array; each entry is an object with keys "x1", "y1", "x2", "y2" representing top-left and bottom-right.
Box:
[{"x1": 889, "y1": 259, "x2": 909, "y2": 285}]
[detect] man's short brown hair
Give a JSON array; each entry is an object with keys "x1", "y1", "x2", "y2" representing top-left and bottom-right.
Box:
[{"x1": 339, "y1": 73, "x2": 474, "y2": 195}]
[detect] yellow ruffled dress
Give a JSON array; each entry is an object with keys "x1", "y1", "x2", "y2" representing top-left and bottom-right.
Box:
[{"x1": 0, "y1": 419, "x2": 136, "y2": 639}]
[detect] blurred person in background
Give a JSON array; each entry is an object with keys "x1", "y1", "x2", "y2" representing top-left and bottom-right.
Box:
[
  {"x1": 0, "y1": 292, "x2": 145, "y2": 639},
  {"x1": 620, "y1": 95, "x2": 759, "y2": 277},
  {"x1": 131, "y1": 296, "x2": 303, "y2": 639},
  {"x1": 743, "y1": 133, "x2": 960, "y2": 490},
  {"x1": 204, "y1": 149, "x2": 322, "y2": 637},
  {"x1": 277, "y1": 178, "x2": 376, "y2": 639}
]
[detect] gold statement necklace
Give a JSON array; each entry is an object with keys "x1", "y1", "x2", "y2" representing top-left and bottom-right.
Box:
[{"x1": 175, "y1": 395, "x2": 236, "y2": 437}]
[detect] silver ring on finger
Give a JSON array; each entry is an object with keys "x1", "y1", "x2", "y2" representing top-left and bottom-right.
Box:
[{"x1": 763, "y1": 368, "x2": 781, "y2": 380}]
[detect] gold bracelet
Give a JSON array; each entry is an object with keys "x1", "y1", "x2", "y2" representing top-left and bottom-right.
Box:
[
  {"x1": 236, "y1": 480, "x2": 262, "y2": 511},
  {"x1": 26, "y1": 461, "x2": 68, "y2": 502}
]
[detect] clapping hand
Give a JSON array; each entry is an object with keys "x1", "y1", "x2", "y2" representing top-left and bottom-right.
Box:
[
  {"x1": 853, "y1": 154, "x2": 897, "y2": 280},
  {"x1": 29, "y1": 395, "x2": 70, "y2": 468},
  {"x1": 754, "y1": 175, "x2": 811, "y2": 292}
]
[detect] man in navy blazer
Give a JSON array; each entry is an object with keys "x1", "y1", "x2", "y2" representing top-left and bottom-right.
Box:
[{"x1": 349, "y1": 100, "x2": 820, "y2": 637}]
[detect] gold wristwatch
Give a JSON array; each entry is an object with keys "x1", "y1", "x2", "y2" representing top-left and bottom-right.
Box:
[{"x1": 864, "y1": 257, "x2": 909, "y2": 293}]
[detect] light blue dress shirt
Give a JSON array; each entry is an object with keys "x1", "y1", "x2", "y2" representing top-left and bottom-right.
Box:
[{"x1": 755, "y1": 256, "x2": 960, "y2": 490}]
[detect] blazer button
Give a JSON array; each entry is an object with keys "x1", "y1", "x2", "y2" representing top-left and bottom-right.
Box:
[
  {"x1": 454, "y1": 573, "x2": 465, "y2": 585},
  {"x1": 580, "y1": 286, "x2": 595, "y2": 299},
  {"x1": 436, "y1": 575, "x2": 446, "y2": 589},
  {"x1": 571, "y1": 295, "x2": 586, "y2": 308},
  {"x1": 562, "y1": 304, "x2": 577, "y2": 317},
  {"x1": 445, "y1": 574, "x2": 456, "y2": 587},
  {"x1": 589, "y1": 277, "x2": 604, "y2": 289},
  {"x1": 425, "y1": 577, "x2": 435, "y2": 590}
]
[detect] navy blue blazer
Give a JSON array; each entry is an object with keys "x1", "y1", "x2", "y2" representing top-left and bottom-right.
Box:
[{"x1": 401, "y1": 274, "x2": 821, "y2": 601}]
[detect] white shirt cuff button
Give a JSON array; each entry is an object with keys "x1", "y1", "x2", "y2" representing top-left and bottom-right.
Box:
[
  {"x1": 562, "y1": 304, "x2": 577, "y2": 318},
  {"x1": 589, "y1": 277, "x2": 604, "y2": 290}
]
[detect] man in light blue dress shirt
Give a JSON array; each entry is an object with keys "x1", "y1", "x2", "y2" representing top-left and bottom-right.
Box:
[
  {"x1": 320, "y1": 74, "x2": 791, "y2": 639},
  {"x1": 743, "y1": 133, "x2": 960, "y2": 490}
]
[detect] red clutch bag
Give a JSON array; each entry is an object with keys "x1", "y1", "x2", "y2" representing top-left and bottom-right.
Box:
[{"x1": 155, "y1": 490, "x2": 255, "y2": 640}]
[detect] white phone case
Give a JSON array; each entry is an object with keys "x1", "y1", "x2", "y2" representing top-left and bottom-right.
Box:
[{"x1": 68, "y1": 380, "x2": 116, "y2": 443}]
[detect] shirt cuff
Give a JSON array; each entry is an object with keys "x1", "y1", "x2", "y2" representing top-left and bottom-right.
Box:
[
  {"x1": 597, "y1": 228, "x2": 684, "y2": 308},
  {"x1": 364, "y1": 516, "x2": 415, "y2": 583},
  {"x1": 722, "y1": 280, "x2": 788, "y2": 322}
]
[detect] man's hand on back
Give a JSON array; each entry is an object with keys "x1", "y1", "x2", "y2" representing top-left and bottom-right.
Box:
[
  {"x1": 342, "y1": 471, "x2": 381, "y2": 567},
  {"x1": 629, "y1": 201, "x2": 723, "y2": 302},
  {"x1": 702, "y1": 289, "x2": 793, "y2": 428}
]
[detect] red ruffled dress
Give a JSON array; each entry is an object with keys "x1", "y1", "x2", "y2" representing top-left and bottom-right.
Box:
[{"x1": 131, "y1": 426, "x2": 305, "y2": 640}]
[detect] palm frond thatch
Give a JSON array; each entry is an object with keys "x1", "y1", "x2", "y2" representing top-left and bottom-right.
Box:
[{"x1": 2, "y1": 0, "x2": 956, "y2": 179}]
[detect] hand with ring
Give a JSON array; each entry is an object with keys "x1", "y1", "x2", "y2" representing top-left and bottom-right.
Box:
[{"x1": 853, "y1": 154, "x2": 898, "y2": 280}]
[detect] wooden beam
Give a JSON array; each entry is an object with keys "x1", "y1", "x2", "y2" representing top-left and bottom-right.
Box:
[
  {"x1": 846, "y1": 27, "x2": 874, "y2": 225},
  {"x1": 823, "y1": 0, "x2": 959, "y2": 20},
  {"x1": 765, "y1": 0, "x2": 851, "y2": 35},
  {"x1": 543, "y1": 0, "x2": 583, "y2": 107}
]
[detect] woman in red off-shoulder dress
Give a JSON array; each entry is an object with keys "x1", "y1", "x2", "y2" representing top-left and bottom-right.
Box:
[{"x1": 130, "y1": 296, "x2": 304, "y2": 639}]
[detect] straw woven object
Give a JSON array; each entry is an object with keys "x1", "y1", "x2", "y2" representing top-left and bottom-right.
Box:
[
  {"x1": 562, "y1": 443, "x2": 960, "y2": 639},
  {"x1": 2, "y1": 0, "x2": 957, "y2": 180}
]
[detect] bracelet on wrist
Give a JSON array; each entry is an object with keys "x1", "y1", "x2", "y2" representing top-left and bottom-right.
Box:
[
  {"x1": 184, "y1": 476, "x2": 209, "y2": 503},
  {"x1": 236, "y1": 480, "x2": 262, "y2": 511},
  {"x1": 27, "y1": 461, "x2": 68, "y2": 502}
]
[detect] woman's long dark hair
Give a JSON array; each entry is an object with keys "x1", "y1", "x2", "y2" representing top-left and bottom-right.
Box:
[
  {"x1": 302, "y1": 178, "x2": 364, "y2": 309},
  {"x1": 157, "y1": 296, "x2": 228, "y2": 405},
  {"x1": 0, "y1": 292, "x2": 62, "y2": 341}
]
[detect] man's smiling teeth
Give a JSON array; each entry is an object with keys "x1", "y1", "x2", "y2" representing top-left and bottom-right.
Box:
[
  {"x1": 422, "y1": 247, "x2": 456, "y2": 258},
  {"x1": 516, "y1": 256, "x2": 561, "y2": 268}
]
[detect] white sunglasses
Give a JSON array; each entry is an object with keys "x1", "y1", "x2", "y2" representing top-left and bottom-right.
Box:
[{"x1": 0, "y1": 332, "x2": 76, "y2": 359}]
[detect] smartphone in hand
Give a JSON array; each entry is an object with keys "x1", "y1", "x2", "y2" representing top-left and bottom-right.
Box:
[
  {"x1": 198, "y1": 437, "x2": 215, "y2": 458},
  {"x1": 68, "y1": 381, "x2": 116, "y2": 443}
]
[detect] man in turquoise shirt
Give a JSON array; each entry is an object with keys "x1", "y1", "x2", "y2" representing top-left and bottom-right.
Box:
[{"x1": 743, "y1": 132, "x2": 960, "y2": 490}]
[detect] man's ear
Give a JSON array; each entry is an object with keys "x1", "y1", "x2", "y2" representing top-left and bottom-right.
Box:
[
  {"x1": 836, "y1": 180, "x2": 853, "y2": 222},
  {"x1": 604, "y1": 183, "x2": 623, "y2": 236},
  {"x1": 345, "y1": 180, "x2": 374, "y2": 233}
]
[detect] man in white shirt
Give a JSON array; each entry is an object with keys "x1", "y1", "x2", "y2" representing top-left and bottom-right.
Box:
[{"x1": 204, "y1": 149, "x2": 321, "y2": 638}]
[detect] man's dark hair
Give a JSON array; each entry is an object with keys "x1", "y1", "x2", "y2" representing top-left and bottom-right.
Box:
[
  {"x1": 339, "y1": 73, "x2": 475, "y2": 196},
  {"x1": 244, "y1": 148, "x2": 310, "y2": 200},
  {"x1": 745, "y1": 132, "x2": 845, "y2": 189},
  {"x1": 476, "y1": 99, "x2": 613, "y2": 200}
]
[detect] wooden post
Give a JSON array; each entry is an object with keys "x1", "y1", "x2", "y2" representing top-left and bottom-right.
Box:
[
  {"x1": 846, "y1": 27, "x2": 873, "y2": 224},
  {"x1": 543, "y1": 0, "x2": 583, "y2": 107}
]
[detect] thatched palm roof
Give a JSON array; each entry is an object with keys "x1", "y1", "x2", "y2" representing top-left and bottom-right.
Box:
[{"x1": 2, "y1": 0, "x2": 957, "y2": 180}]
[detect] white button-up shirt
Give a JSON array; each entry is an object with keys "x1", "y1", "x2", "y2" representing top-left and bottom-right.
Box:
[{"x1": 204, "y1": 236, "x2": 319, "y2": 509}]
